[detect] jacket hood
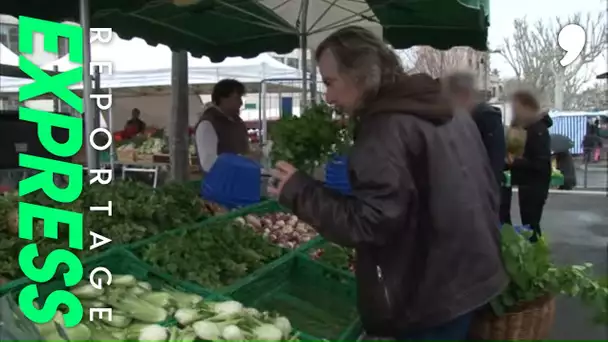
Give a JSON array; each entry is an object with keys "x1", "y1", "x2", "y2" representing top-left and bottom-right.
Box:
[
  {"x1": 540, "y1": 113, "x2": 553, "y2": 128},
  {"x1": 360, "y1": 73, "x2": 453, "y2": 125},
  {"x1": 527, "y1": 112, "x2": 553, "y2": 129},
  {"x1": 474, "y1": 102, "x2": 502, "y2": 119}
]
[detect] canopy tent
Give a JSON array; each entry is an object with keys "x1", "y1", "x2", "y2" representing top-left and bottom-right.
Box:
[
  {"x1": 0, "y1": 44, "x2": 29, "y2": 79},
  {"x1": 1, "y1": 0, "x2": 489, "y2": 173},
  {"x1": 549, "y1": 110, "x2": 608, "y2": 154},
  {"x1": 0, "y1": 34, "x2": 304, "y2": 94},
  {"x1": 0, "y1": 35, "x2": 304, "y2": 131},
  {"x1": 0, "y1": 44, "x2": 19, "y2": 65},
  {"x1": 1, "y1": 1, "x2": 489, "y2": 61}
]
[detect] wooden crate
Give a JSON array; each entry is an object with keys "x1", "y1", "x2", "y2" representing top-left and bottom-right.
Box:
[
  {"x1": 117, "y1": 150, "x2": 136, "y2": 163},
  {"x1": 135, "y1": 153, "x2": 155, "y2": 163}
]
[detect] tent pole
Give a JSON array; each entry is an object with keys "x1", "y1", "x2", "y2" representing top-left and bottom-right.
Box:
[
  {"x1": 170, "y1": 50, "x2": 189, "y2": 182},
  {"x1": 108, "y1": 88, "x2": 115, "y2": 174},
  {"x1": 299, "y1": 0, "x2": 309, "y2": 111},
  {"x1": 310, "y1": 57, "x2": 317, "y2": 104},
  {"x1": 80, "y1": 0, "x2": 99, "y2": 170},
  {"x1": 53, "y1": 65, "x2": 60, "y2": 112}
]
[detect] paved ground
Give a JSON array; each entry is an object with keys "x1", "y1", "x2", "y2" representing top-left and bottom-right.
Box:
[
  {"x1": 574, "y1": 157, "x2": 607, "y2": 190},
  {"x1": 510, "y1": 192, "x2": 607, "y2": 340}
]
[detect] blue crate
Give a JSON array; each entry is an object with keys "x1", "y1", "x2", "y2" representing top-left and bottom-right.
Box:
[{"x1": 202, "y1": 153, "x2": 261, "y2": 208}]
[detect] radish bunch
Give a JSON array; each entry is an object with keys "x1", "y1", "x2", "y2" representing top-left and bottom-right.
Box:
[{"x1": 235, "y1": 212, "x2": 318, "y2": 249}]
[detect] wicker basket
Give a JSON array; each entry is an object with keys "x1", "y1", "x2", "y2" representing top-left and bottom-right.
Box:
[{"x1": 469, "y1": 296, "x2": 556, "y2": 340}]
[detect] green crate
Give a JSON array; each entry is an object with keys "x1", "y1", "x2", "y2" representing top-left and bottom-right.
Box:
[
  {"x1": 1, "y1": 248, "x2": 212, "y2": 315},
  {"x1": 126, "y1": 200, "x2": 321, "y2": 294},
  {"x1": 127, "y1": 200, "x2": 285, "y2": 250},
  {"x1": 223, "y1": 253, "x2": 361, "y2": 341},
  {"x1": 298, "y1": 238, "x2": 356, "y2": 276},
  {"x1": 129, "y1": 220, "x2": 290, "y2": 294},
  {"x1": 127, "y1": 199, "x2": 319, "y2": 254}
]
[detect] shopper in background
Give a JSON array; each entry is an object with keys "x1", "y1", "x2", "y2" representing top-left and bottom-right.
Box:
[
  {"x1": 508, "y1": 91, "x2": 553, "y2": 242},
  {"x1": 582, "y1": 119, "x2": 603, "y2": 163},
  {"x1": 194, "y1": 79, "x2": 249, "y2": 173},
  {"x1": 267, "y1": 26, "x2": 507, "y2": 340},
  {"x1": 443, "y1": 72, "x2": 506, "y2": 188}
]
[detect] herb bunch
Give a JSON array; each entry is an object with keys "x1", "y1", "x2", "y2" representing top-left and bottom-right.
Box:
[{"x1": 493, "y1": 225, "x2": 607, "y2": 324}]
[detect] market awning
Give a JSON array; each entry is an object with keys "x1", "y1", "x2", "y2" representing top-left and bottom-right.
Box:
[
  {"x1": 369, "y1": 0, "x2": 490, "y2": 50},
  {"x1": 1, "y1": 0, "x2": 299, "y2": 62},
  {"x1": 2, "y1": 0, "x2": 490, "y2": 64}
]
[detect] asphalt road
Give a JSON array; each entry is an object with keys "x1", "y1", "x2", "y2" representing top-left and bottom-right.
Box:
[{"x1": 510, "y1": 192, "x2": 608, "y2": 340}]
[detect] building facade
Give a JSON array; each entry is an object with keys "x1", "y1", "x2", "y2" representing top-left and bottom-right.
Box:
[{"x1": 1, "y1": 15, "x2": 69, "y2": 111}]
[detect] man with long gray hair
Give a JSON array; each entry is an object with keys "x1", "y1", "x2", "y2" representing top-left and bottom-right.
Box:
[{"x1": 267, "y1": 26, "x2": 507, "y2": 340}]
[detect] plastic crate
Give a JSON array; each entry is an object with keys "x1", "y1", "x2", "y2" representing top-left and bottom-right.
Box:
[
  {"x1": 202, "y1": 154, "x2": 262, "y2": 208},
  {"x1": 299, "y1": 238, "x2": 356, "y2": 275},
  {"x1": 127, "y1": 201, "x2": 318, "y2": 291},
  {"x1": 0, "y1": 248, "x2": 212, "y2": 316},
  {"x1": 127, "y1": 200, "x2": 314, "y2": 251},
  {"x1": 223, "y1": 253, "x2": 361, "y2": 341}
]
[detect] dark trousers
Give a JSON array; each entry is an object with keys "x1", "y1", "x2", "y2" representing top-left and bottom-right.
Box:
[
  {"x1": 364, "y1": 312, "x2": 474, "y2": 341},
  {"x1": 499, "y1": 185, "x2": 513, "y2": 225},
  {"x1": 518, "y1": 185, "x2": 549, "y2": 240},
  {"x1": 399, "y1": 312, "x2": 473, "y2": 341}
]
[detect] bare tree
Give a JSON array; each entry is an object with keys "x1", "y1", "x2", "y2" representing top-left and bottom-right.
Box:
[
  {"x1": 569, "y1": 83, "x2": 608, "y2": 110},
  {"x1": 499, "y1": 12, "x2": 607, "y2": 110},
  {"x1": 400, "y1": 46, "x2": 483, "y2": 79}
]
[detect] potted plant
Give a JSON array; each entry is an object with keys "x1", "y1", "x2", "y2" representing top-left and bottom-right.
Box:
[{"x1": 469, "y1": 225, "x2": 608, "y2": 340}]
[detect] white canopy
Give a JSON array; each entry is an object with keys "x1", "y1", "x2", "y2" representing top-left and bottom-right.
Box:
[{"x1": 0, "y1": 44, "x2": 19, "y2": 66}]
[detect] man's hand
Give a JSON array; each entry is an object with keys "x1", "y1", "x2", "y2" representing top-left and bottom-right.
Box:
[{"x1": 267, "y1": 161, "x2": 298, "y2": 197}]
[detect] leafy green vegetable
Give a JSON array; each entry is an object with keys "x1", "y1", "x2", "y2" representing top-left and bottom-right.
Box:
[
  {"x1": 137, "y1": 221, "x2": 284, "y2": 289},
  {"x1": 270, "y1": 103, "x2": 351, "y2": 174},
  {"x1": 309, "y1": 243, "x2": 355, "y2": 273},
  {"x1": 494, "y1": 225, "x2": 608, "y2": 324},
  {"x1": 0, "y1": 180, "x2": 210, "y2": 280}
]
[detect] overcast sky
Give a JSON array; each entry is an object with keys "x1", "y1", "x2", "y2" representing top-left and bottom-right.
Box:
[{"x1": 488, "y1": 0, "x2": 607, "y2": 78}]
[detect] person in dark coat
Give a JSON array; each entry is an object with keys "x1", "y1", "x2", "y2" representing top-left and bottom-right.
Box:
[
  {"x1": 267, "y1": 26, "x2": 508, "y2": 340},
  {"x1": 508, "y1": 91, "x2": 553, "y2": 242},
  {"x1": 443, "y1": 72, "x2": 506, "y2": 188},
  {"x1": 555, "y1": 151, "x2": 576, "y2": 190}
]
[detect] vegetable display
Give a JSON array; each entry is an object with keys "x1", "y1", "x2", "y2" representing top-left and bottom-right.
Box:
[
  {"x1": 30, "y1": 273, "x2": 299, "y2": 341},
  {"x1": 309, "y1": 243, "x2": 355, "y2": 273},
  {"x1": 172, "y1": 300, "x2": 298, "y2": 341},
  {"x1": 238, "y1": 212, "x2": 317, "y2": 250},
  {"x1": 116, "y1": 129, "x2": 197, "y2": 157},
  {"x1": 138, "y1": 220, "x2": 284, "y2": 289},
  {"x1": 0, "y1": 181, "x2": 213, "y2": 280}
]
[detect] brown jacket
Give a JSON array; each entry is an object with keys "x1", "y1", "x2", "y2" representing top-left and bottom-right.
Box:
[{"x1": 280, "y1": 74, "x2": 507, "y2": 335}]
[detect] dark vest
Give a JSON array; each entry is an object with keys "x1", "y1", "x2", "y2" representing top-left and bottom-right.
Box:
[{"x1": 195, "y1": 106, "x2": 250, "y2": 158}]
